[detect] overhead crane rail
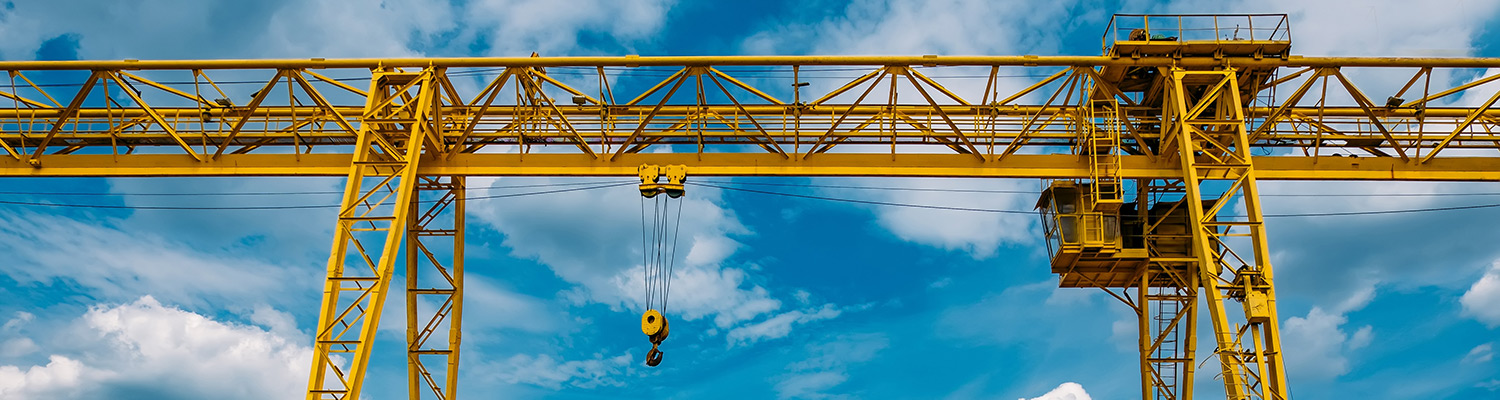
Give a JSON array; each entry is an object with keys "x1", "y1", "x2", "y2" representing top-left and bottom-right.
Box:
[{"x1": 4, "y1": 12, "x2": 1500, "y2": 400}]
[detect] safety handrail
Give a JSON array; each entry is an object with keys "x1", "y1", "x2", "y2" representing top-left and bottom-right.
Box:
[{"x1": 1103, "y1": 14, "x2": 1291, "y2": 54}]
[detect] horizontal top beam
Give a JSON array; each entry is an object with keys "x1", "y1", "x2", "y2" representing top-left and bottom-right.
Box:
[
  {"x1": 2, "y1": 153, "x2": 1497, "y2": 181},
  {"x1": 3, "y1": 55, "x2": 1500, "y2": 70}
]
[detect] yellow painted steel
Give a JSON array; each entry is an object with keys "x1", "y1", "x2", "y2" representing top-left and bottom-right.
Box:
[
  {"x1": 4, "y1": 13, "x2": 1500, "y2": 400},
  {"x1": 3, "y1": 61, "x2": 1500, "y2": 179},
  {"x1": 407, "y1": 177, "x2": 465, "y2": 400},
  {"x1": 3, "y1": 153, "x2": 1500, "y2": 181},
  {"x1": 307, "y1": 68, "x2": 451, "y2": 400},
  {"x1": 641, "y1": 309, "x2": 665, "y2": 336},
  {"x1": 1164, "y1": 68, "x2": 1285, "y2": 400}
]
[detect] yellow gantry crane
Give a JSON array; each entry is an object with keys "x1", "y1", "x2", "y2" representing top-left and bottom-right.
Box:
[{"x1": 2, "y1": 13, "x2": 1499, "y2": 400}]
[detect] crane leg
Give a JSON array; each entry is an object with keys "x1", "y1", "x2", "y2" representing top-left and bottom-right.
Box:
[
  {"x1": 1165, "y1": 67, "x2": 1290, "y2": 400},
  {"x1": 407, "y1": 176, "x2": 465, "y2": 399},
  {"x1": 1135, "y1": 262, "x2": 1199, "y2": 400},
  {"x1": 306, "y1": 69, "x2": 444, "y2": 400}
]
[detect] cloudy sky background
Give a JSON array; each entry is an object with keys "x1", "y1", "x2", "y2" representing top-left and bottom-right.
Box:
[{"x1": 1, "y1": 0, "x2": 1498, "y2": 399}]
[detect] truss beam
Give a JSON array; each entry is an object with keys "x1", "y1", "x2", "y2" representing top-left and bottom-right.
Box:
[
  {"x1": 1, "y1": 58, "x2": 1500, "y2": 167},
  {"x1": 2, "y1": 153, "x2": 1500, "y2": 181}
]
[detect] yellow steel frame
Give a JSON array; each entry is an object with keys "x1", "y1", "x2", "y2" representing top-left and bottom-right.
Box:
[
  {"x1": 407, "y1": 176, "x2": 465, "y2": 400},
  {"x1": 2, "y1": 57, "x2": 1500, "y2": 179},
  {"x1": 1165, "y1": 68, "x2": 1285, "y2": 400},
  {"x1": 2, "y1": 54, "x2": 1500, "y2": 400},
  {"x1": 307, "y1": 68, "x2": 453, "y2": 400}
]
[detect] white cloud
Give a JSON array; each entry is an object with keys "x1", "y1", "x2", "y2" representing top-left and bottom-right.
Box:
[
  {"x1": 776, "y1": 371, "x2": 849, "y2": 400},
  {"x1": 741, "y1": 0, "x2": 1085, "y2": 55},
  {"x1": 0, "y1": 0, "x2": 432, "y2": 60},
  {"x1": 373, "y1": 273, "x2": 571, "y2": 345},
  {"x1": 826, "y1": 178, "x2": 1039, "y2": 258},
  {"x1": 775, "y1": 333, "x2": 888, "y2": 400},
  {"x1": 1162, "y1": 0, "x2": 1500, "y2": 58},
  {"x1": 464, "y1": 0, "x2": 677, "y2": 56},
  {"x1": 612, "y1": 263, "x2": 783, "y2": 330},
  {"x1": 939, "y1": 280, "x2": 1105, "y2": 346},
  {"x1": 108, "y1": 177, "x2": 344, "y2": 260},
  {"x1": 471, "y1": 179, "x2": 738, "y2": 299},
  {"x1": 1, "y1": 312, "x2": 40, "y2": 359},
  {"x1": 249, "y1": 303, "x2": 302, "y2": 340},
  {"x1": 684, "y1": 233, "x2": 741, "y2": 267},
  {"x1": 471, "y1": 178, "x2": 819, "y2": 340},
  {"x1": 461, "y1": 276, "x2": 571, "y2": 335},
  {"x1": 1021, "y1": 382, "x2": 1092, "y2": 400},
  {"x1": 1479, "y1": 379, "x2": 1500, "y2": 391},
  {"x1": 1463, "y1": 343, "x2": 1494, "y2": 364},
  {"x1": 1462, "y1": 261, "x2": 1500, "y2": 327},
  {"x1": 737, "y1": 0, "x2": 1092, "y2": 259},
  {"x1": 727, "y1": 304, "x2": 843, "y2": 346},
  {"x1": 1, "y1": 311, "x2": 34, "y2": 332},
  {"x1": 0, "y1": 355, "x2": 93, "y2": 399},
  {"x1": 0, "y1": 0, "x2": 678, "y2": 61},
  {"x1": 0, "y1": 296, "x2": 310, "y2": 399},
  {"x1": 929, "y1": 277, "x2": 953, "y2": 289},
  {"x1": 794, "y1": 289, "x2": 813, "y2": 304},
  {"x1": 0, "y1": 338, "x2": 37, "y2": 359},
  {"x1": 0, "y1": 211, "x2": 317, "y2": 308},
  {"x1": 1347, "y1": 325, "x2": 1374, "y2": 351},
  {"x1": 486, "y1": 351, "x2": 633, "y2": 390},
  {"x1": 1279, "y1": 306, "x2": 1373, "y2": 380}
]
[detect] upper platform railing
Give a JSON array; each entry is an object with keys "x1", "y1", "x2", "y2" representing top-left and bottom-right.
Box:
[{"x1": 1103, "y1": 14, "x2": 1292, "y2": 54}]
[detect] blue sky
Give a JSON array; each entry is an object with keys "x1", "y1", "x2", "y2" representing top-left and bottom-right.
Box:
[{"x1": 1, "y1": 0, "x2": 1499, "y2": 399}]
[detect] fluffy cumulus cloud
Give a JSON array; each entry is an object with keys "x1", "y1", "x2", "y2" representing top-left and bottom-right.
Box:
[
  {"x1": 0, "y1": 296, "x2": 309, "y2": 399},
  {"x1": 1021, "y1": 382, "x2": 1092, "y2": 400},
  {"x1": 1279, "y1": 306, "x2": 1375, "y2": 380},
  {"x1": 1461, "y1": 261, "x2": 1500, "y2": 327}
]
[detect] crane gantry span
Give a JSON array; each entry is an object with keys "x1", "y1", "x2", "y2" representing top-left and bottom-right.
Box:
[{"x1": 3, "y1": 13, "x2": 1500, "y2": 400}]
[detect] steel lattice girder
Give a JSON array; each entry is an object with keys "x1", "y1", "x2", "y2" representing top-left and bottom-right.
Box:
[{"x1": 0, "y1": 56, "x2": 1499, "y2": 177}]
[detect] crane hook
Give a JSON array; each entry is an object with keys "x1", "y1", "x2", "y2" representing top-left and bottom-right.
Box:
[
  {"x1": 646, "y1": 343, "x2": 664, "y2": 367},
  {"x1": 638, "y1": 165, "x2": 684, "y2": 367},
  {"x1": 641, "y1": 309, "x2": 670, "y2": 367}
]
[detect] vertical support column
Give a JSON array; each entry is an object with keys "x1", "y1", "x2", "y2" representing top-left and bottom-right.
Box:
[
  {"x1": 1137, "y1": 269, "x2": 1152, "y2": 400},
  {"x1": 407, "y1": 176, "x2": 465, "y2": 399},
  {"x1": 1138, "y1": 274, "x2": 1198, "y2": 400},
  {"x1": 307, "y1": 68, "x2": 445, "y2": 400},
  {"x1": 1135, "y1": 179, "x2": 1199, "y2": 400},
  {"x1": 1163, "y1": 67, "x2": 1289, "y2": 400}
]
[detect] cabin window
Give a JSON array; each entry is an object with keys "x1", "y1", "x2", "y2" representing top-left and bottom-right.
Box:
[
  {"x1": 1056, "y1": 189, "x2": 1078, "y2": 214},
  {"x1": 1059, "y1": 215, "x2": 1078, "y2": 244}
]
